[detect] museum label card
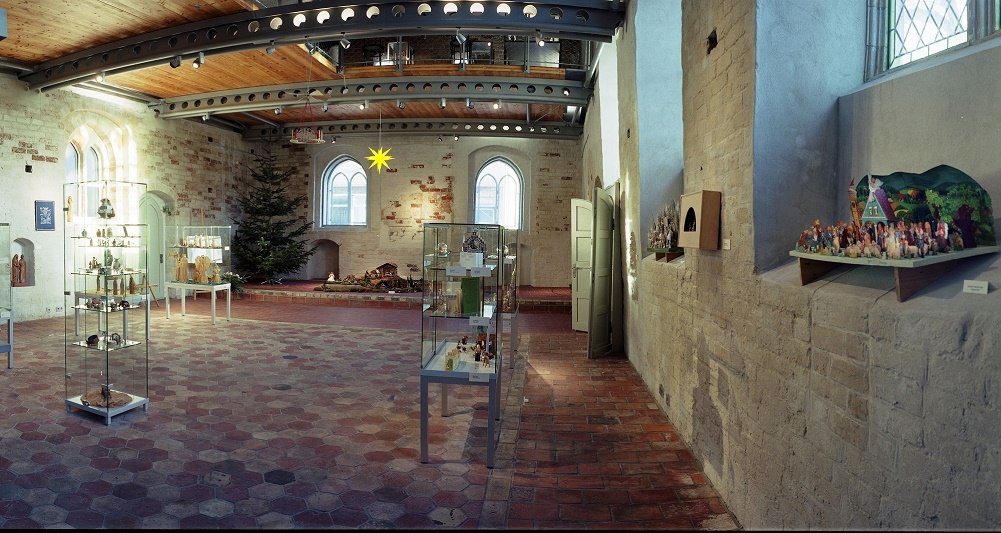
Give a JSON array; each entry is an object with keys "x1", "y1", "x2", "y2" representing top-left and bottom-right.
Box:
[
  {"x1": 446, "y1": 266, "x2": 466, "y2": 277},
  {"x1": 469, "y1": 316, "x2": 489, "y2": 327},
  {"x1": 469, "y1": 371, "x2": 489, "y2": 382},
  {"x1": 470, "y1": 266, "x2": 491, "y2": 278},
  {"x1": 963, "y1": 280, "x2": 989, "y2": 295}
]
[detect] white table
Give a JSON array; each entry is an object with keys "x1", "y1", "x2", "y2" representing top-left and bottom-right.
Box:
[{"x1": 165, "y1": 282, "x2": 231, "y2": 324}]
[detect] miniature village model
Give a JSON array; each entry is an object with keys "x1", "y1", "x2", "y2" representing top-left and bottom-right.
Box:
[
  {"x1": 316, "y1": 262, "x2": 422, "y2": 293},
  {"x1": 790, "y1": 164, "x2": 998, "y2": 301}
]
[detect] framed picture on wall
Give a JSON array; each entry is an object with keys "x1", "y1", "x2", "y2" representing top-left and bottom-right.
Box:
[{"x1": 35, "y1": 200, "x2": 56, "y2": 231}]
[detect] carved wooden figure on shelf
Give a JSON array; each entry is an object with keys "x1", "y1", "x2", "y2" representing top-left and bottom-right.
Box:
[
  {"x1": 11, "y1": 254, "x2": 27, "y2": 287},
  {"x1": 175, "y1": 254, "x2": 188, "y2": 282}
]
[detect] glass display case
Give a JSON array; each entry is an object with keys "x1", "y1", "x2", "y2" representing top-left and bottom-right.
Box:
[
  {"x1": 419, "y1": 223, "x2": 504, "y2": 468},
  {"x1": 0, "y1": 223, "x2": 12, "y2": 369},
  {"x1": 488, "y1": 228, "x2": 519, "y2": 368},
  {"x1": 164, "y1": 225, "x2": 232, "y2": 324},
  {"x1": 63, "y1": 180, "x2": 149, "y2": 425}
]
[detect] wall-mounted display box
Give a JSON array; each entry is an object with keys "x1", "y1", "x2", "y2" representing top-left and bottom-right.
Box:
[
  {"x1": 63, "y1": 180, "x2": 149, "y2": 425},
  {"x1": 679, "y1": 190, "x2": 722, "y2": 250},
  {"x1": 164, "y1": 225, "x2": 232, "y2": 324},
  {"x1": 420, "y1": 223, "x2": 506, "y2": 468}
]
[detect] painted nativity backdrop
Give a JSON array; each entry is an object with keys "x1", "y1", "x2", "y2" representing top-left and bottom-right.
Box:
[{"x1": 796, "y1": 164, "x2": 996, "y2": 259}]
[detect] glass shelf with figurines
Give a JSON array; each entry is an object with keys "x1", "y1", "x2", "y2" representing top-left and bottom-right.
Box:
[
  {"x1": 63, "y1": 180, "x2": 150, "y2": 425},
  {"x1": 164, "y1": 225, "x2": 233, "y2": 324},
  {"x1": 165, "y1": 225, "x2": 232, "y2": 285}
]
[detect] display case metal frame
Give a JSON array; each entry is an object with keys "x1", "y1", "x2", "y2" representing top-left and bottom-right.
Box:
[
  {"x1": 164, "y1": 225, "x2": 233, "y2": 324},
  {"x1": 419, "y1": 223, "x2": 506, "y2": 468},
  {"x1": 490, "y1": 227, "x2": 519, "y2": 369},
  {"x1": 0, "y1": 222, "x2": 11, "y2": 368},
  {"x1": 64, "y1": 180, "x2": 150, "y2": 425}
]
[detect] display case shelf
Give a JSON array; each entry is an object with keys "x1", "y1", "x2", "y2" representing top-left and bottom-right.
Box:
[{"x1": 64, "y1": 180, "x2": 150, "y2": 425}]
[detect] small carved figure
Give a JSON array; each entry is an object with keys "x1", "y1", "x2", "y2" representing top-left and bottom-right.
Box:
[
  {"x1": 97, "y1": 198, "x2": 115, "y2": 219},
  {"x1": 175, "y1": 254, "x2": 189, "y2": 281},
  {"x1": 193, "y1": 255, "x2": 211, "y2": 283}
]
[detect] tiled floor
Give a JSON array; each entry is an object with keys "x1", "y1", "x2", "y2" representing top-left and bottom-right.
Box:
[{"x1": 0, "y1": 294, "x2": 739, "y2": 529}]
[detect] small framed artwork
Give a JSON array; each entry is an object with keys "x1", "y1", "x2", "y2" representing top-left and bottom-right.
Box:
[{"x1": 35, "y1": 200, "x2": 56, "y2": 231}]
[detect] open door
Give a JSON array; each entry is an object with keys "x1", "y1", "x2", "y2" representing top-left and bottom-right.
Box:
[
  {"x1": 570, "y1": 198, "x2": 593, "y2": 331},
  {"x1": 139, "y1": 193, "x2": 165, "y2": 303},
  {"x1": 587, "y1": 185, "x2": 614, "y2": 358}
]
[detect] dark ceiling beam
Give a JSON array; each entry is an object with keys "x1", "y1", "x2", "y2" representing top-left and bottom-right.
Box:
[
  {"x1": 20, "y1": 0, "x2": 626, "y2": 91},
  {"x1": 241, "y1": 118, "x2": 581, "y2": 142},
  {"x1": 152, "y1": 75, "x2": 590, "y2": 119}
]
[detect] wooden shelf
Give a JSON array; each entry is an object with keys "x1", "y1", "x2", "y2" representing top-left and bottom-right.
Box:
[
  {"x1": 649, "y1": 247, "x2": 684, "y2": 262},
  {"x1": 790, "y1": 246, "x2": 999, "y2": 301}
]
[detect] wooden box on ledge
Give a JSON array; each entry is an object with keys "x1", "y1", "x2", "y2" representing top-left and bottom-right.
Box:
[{"x1": 678, "y1": 190, "x2": 722, "y2": 250}]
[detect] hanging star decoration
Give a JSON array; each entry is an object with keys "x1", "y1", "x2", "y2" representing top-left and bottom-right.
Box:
[{"x1": 365, "y1": 146, "x2": 394, "y2": 174}]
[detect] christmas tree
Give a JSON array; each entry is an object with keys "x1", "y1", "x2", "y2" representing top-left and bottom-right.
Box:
[{"x1": 232, "y1": 149, "x2": 316, "y2": 284}]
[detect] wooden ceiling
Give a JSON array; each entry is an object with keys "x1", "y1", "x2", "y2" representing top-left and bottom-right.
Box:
[{"x1": 0, "y1": 1, "x2": 626, "y2": 141}]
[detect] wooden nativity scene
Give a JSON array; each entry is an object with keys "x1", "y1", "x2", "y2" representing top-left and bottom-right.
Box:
[
  {"x1": 790, "y1": 164, "x2": 998, "y2": 301},
  {"x1": 316, "y1": 262, "x2": 423, "y2": 293}
]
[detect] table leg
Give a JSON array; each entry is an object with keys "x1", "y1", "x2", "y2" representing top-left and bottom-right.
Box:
[
  {"x1": 487, "y1": 380, "x2": 497, "y2": 468},
  {"x1": 210, "y1": 287, "x2": 217, "y2": 324},
  {"x1": 165, "y1": 286, "x2": 171, "y2": 319},
  {"x1": 180, "y1": 288, "x2": 186, "y2": 316},
  {"x1": 226, "y1": 286, "x2": 231, "y2": 321},
  {"x1": 5, "y1": 318, "x2": 12, "y2": 369},
  {"x1": 440, "y1": 383, "x2": 448, "y2": 417},
  {"x1": 420, "y1": 378, "x2": 429, "y2": 463}
]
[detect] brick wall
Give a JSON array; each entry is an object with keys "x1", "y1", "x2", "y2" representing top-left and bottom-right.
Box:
[{"x1": 257, "y1": 135, "x2": 581, "y2": 287}]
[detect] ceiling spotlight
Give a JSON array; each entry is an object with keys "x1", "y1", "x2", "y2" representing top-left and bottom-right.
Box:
[
  {"x1": 266, "y1": 40, "x2": 276, "y2": 54},
  {"x1": 359, "y1": 101, "x2": 367, "y2": 110},
  {"x1": 440, "y1": 97, "x2": 447, "y2": 109},
  {"x1": 201, "y1": 114, "x2": 209, "y2": 121},
  {"x1": 95, "y1": 72, "x2": 105, "y2": 83},
  {"x1": 340, "y1": 37, "x2": 351, "y2": 49},
  {"x1": 493, "y1": 100, "x2": 501, "y2": 110},
  {"x1": 192, "y1": 51, "x2": 205, "y2": 69},
  {"x1": 437, "y1": 135, "x2": 443, "y2": 142},
  {"x1": 537, "y1": 30, "x2": 545, "y2": 46},
  {"x1": 331, "y1": 137, "x2": 337, "y2": 144},
  {"x1": 397, "y1": 99, "x2": 406, "y2": 109},
  {"x1": 321, "y1": 103, "x2": 329, "y2": 112},
  {"x1": 454, "y1": 134, "x2": 459, "y2": 141},
  {"x1": 456, "y1": 30, "x2": 467, "y2": 45},
  {"x1": 274, "y1": 107, "x2": 282, "y2": 115},
  {"x1": 465, "y1": 98, "x2": 474, "y2": 109},
  {"x1": 169, "y1": 55, "x2": 182, "y2": 69}
]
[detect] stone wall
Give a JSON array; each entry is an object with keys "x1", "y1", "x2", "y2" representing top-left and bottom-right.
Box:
[{"x1": 623, "y1": 1, "x2": 1001, "y2": 529}]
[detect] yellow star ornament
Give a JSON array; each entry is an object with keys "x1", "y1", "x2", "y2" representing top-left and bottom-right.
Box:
[{"x1": 365, "y1": 146, "x2": 394, "y2": 173}]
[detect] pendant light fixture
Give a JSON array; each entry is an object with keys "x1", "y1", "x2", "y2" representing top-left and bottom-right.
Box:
[{"x1": 291, "y1": 43, "x2": 326, "y2": 145}]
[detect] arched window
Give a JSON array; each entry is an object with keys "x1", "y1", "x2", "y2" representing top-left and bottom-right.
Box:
[
  {"x1": 474, "y1": 158, "x2": 522, "y2": 229},
  {"x1": 65, "y1": 142, "x2": 105, "y2": 218},
  {"x1": 321, "y1": 157, "x2": 368, "y2": 226}
]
